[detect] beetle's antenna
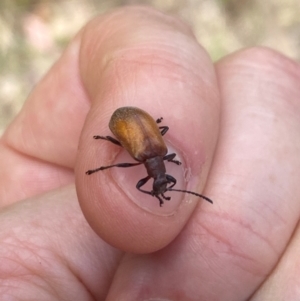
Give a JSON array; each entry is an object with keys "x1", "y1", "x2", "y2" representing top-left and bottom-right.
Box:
[{"x1": 168, "y1": 188, "x2": 213, "y2": 204}]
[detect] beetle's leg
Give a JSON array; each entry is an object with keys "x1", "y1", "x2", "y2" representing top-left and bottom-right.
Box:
[
  {"x1": 161, "y1": 193, "x2": 171, "y2": 201},
  {"x1": 86, "y1": 162, "x2": 141, "y2": 175},
  {"x1": 156, "y1": 117, "x2": 163, "y2": 123},
  {"x1": 156, "y1": 117, "x2": 169, "y2": 136},
  {"x1": 156, "y1": 195, "x2": 164, "y2": 207},
  {"x1": 159, "y1": 126, "x2": 169, "y2": 136},
  {"x1": 166, "y1": 174, "x2": 177, "y2": 189},
  {"x1": 159, "y1": 175, "x2": 177, "y2": 202},
  {"x1": 93, "y1": 135, "x2": 121, "y2": 146},
  {"x1": 136, "y1": 176, "x2": 152, "y2": 194},
  {"x1": 163, "y1": 153, "x2": 181, "y2": 165}
]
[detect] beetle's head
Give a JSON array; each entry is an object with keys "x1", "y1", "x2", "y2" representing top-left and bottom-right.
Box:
[{"x1": 152, "y1": 175, "x2": 168, "y2": 196}]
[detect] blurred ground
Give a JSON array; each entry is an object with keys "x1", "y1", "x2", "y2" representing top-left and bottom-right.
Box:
[{"x1": 0, "y1": 0, "x2": 300, "y2": 135}]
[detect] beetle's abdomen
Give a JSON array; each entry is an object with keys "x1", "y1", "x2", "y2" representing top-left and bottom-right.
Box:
[{"x1": 109, "y1": 107, "x2": 168, "y2": 162}]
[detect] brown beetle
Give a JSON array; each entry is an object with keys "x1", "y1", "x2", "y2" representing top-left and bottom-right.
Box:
[{"x1": 86, "y1": 106, "x2": 213, "y2": 206}]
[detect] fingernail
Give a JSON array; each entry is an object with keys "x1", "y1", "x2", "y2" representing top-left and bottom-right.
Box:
[{"x1": 112, "y1": 144, "x2": 186, "y2": 215}]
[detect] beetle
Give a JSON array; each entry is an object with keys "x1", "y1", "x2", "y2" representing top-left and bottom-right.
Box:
[{"x1": 86, "y1": 106, "x2": 213, "y2": 206}]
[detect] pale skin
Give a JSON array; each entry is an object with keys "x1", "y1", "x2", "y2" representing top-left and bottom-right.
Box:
[{"x1": 1, "y1": 6, "x2": 300, "y2": 301}]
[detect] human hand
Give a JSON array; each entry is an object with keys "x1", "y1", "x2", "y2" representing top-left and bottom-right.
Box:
[{"x1": 1, "y1": 6, "x2": 300, "y2": 300}]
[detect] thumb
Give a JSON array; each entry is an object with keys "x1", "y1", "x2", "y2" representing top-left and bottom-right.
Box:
[{"x1": 75, "y1": 7, "x2": 220, "y2": 253}]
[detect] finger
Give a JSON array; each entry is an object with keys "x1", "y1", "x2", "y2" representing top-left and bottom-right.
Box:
[
  {"x1": 0, "y1": 34, "x2": 89, "y2": 204},
  {"x1": 75, "y1": 6, "x2": 220, "y2": 253},
  {"x1": 104, "y1": 48, "x2": 300, "y2": 300},
  {"x1": 0, "y1": 143, "x2": 74, "y2": 206},
  {"x1": 0, "y1": 185, "x2": 122, "y2": 299},
  {"x1": 251, "y1": 223, "x2": 300, "y2": 300},
  {"x1": 2, "y1": 34, "x2": 89, "y2": 168},
  {"x1": 206, "y1": 48, "x2": 300, "y2": 297}
]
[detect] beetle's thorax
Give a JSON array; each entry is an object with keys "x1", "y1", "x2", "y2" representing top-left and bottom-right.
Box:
[
  {"x1": 144, "y1": 156, "x2": 166, "y2": 178},
  {"x1": 145, "y1": 156, "x2": 168, "y2": 195}
]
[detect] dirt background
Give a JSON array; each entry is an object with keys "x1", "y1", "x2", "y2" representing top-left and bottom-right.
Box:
[{"x1": 1, "y1": 0, "x2": 300, "y2": 135}]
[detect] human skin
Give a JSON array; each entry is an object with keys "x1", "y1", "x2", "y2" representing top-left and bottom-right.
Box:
[{"x1": 1, "y1": 6, "x2": 300, "y2": 301}]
